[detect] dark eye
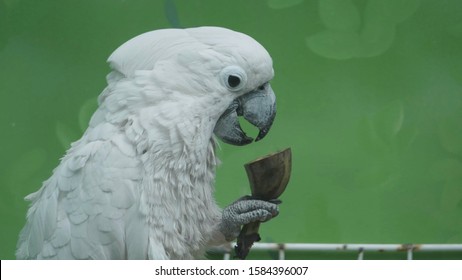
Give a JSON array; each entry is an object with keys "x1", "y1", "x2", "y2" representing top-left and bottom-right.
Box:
[
  {"x1": 228, "y1": 75, "x2": 241, "y2": 88},
  {"x1": 220, "y1": 65, "x2": 247, "y2": 92}
]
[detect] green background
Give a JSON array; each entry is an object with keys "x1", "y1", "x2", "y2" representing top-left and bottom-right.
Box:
[{"x1": 1, "y1": 0, "x2": 462, "y2": 259}]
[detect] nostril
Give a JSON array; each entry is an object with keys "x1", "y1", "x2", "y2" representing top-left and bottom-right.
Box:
[{"x1": 258, "y1": 82, "x2": 268, "y2": 91}]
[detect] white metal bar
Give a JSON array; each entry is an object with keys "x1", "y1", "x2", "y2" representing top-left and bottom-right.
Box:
[
  {"x1": 210, "y1": 243, "x2": 462, "y2": 259},
  {"x1": 407, "y1": 247, "x2": 413, "y2": 260},
  {"x1": 278, "y1": 245, "x2": 285, "y2": 260},
  {"x1": 357, "y1": 248, "x2": 364, "y2": 260},
  {"x1": 416, "y1": 244, "x2": 462, "y2": 251},
  {"x1": 231, "y1": 243, "x2": 462, "y2": 252}
]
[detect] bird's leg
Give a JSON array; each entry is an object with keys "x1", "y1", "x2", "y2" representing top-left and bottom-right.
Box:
[{"x1": 218, "y1": 195, "x2": 280, "y2": 242}]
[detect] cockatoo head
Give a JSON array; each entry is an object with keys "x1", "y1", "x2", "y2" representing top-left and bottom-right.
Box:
[{"x1": 108, "y1": 27, "x2": 276, "y2": 145}]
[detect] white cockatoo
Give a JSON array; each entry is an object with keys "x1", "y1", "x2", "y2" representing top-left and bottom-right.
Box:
[{"x1": 16, "y1": 26, "x2": 279, "y2": 259}]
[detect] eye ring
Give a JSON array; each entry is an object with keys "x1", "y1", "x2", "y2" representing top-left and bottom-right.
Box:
[{"x1": 220, "y1": 66, "x2": 247, "y2": 92}]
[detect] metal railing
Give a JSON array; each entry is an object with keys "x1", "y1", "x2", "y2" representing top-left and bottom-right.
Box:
[{"x1": 211, "y1": 243, "x2": 462, "y2": 260}]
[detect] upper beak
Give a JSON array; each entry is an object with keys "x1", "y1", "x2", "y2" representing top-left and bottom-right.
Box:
[{"x1": 214, "y1": 85, "x2": 276, "y2": 146}]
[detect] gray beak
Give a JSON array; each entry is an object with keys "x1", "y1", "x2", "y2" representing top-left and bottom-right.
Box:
[{"x1": 214, "y1": 85, "x2": 276, "y2": 146}]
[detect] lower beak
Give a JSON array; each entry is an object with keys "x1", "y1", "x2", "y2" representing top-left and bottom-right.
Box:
[{"x1": 214, "y1": 85, "x2": 276, "y2": 146}]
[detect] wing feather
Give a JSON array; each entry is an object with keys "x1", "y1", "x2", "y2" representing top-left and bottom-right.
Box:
[{"x1": 16, "y1": 122, "x2": 143, "y2": 259}]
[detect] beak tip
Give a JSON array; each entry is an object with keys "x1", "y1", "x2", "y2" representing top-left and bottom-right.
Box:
[{"x1": 255, "y1": 129, "x2": 269, "y2": 142}]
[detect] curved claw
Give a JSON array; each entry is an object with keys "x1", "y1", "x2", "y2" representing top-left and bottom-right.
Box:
[{"x1": 214, "y1": 85, "x2": 276, "y2": 145}]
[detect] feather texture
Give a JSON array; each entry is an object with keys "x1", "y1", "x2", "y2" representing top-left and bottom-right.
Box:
[{"x1": 16, "y1": 26, "x2": 274, "y2": 259}]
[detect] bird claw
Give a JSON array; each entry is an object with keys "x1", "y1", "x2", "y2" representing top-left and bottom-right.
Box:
[{"x1": 219, "y1": 196, "x2": 280, "y2": 241}]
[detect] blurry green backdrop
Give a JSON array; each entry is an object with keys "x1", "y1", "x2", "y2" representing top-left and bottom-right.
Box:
[{"x1": 1, "y1": 0, "x2": 462, "y2": 259}]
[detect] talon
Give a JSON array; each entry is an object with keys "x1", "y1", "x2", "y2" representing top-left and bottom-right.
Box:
[{"x1": 219, "y1": 196, "x2": 281, "y2": 241}]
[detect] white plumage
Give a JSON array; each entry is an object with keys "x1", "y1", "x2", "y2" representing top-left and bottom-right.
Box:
[{"x1": 16, "y1": 27, "x2": 276, "y2": 259}]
